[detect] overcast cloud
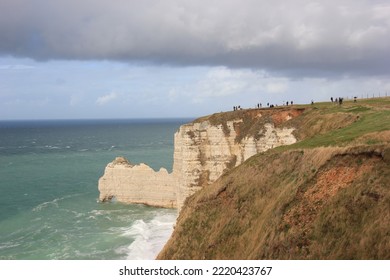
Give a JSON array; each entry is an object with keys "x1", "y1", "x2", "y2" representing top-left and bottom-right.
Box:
[
  {"x1": 1, "y1": 0, "x2": 389, "y2": 77},
  {"x1": 1, "y1": 0, "x2": 389, "y2": 120}
]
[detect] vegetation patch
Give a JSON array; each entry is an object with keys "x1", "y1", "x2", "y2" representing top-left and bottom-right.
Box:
[
  {"x1": 186, "y1": 130, "x2": 196, "y2": 139},
  {"x1": 194, "y1": 108, "x2": 305, "y2": 143},
  {"x1": 225, "y1": 155, "x2": 237, "y2": 170},
  {"x1": 157, "y1": 98, "x2": 390, "y2": 260}
]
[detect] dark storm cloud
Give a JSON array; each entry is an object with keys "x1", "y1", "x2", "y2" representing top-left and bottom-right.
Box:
[{"x1": 1, "y1": 0, "x2": 389, "y2": 77}]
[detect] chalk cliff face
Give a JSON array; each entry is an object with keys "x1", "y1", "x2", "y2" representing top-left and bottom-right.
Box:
[
  {"x1": 172, "y1": 118, "x2": 297, "y2": 209},
  {"x1": 98, "y1": 108, "x2": 302, "y2": 209}
]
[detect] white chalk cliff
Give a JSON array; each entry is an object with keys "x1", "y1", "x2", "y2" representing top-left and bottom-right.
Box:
[
  {"x1": 98, "y1": 157, "x2": 177, "y2": 208},
  {"x1": 98, "y1": 108, "x2": 302, "y2": 209}
]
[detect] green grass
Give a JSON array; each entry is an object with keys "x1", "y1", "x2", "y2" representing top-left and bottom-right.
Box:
[
  {"x1": 274, "y1": 98, "x2": 390, "y2": 150},
  {"x1": 291, "y1": 110, "x2": 390, "y2": 148}
]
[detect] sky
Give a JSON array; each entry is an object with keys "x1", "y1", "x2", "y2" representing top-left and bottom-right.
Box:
[{"x1": 1, "y1": 0, "x2": 390, "y2": 120}]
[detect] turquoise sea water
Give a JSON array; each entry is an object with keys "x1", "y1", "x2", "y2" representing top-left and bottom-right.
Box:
[{"x1": 0, "y1": 119, "x2": 188, "y2": 259}]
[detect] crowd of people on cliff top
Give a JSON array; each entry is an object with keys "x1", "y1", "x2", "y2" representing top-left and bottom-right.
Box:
[
  {"x1": 233, "y1": 100, "x2": 294, "y2": 111},
  {"x1": 330, "y1": 96, "x2": 357, "y2": 104},
  {"x1": 331, "y1": 97, "x2": 345, "y2": 105},
  {"x1": 232, "y1": 95, "x2": 358, "y2": 112}
]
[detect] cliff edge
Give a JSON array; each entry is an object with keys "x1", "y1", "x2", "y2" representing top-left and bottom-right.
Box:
[{"x1": 157, "y1": 98, "x2": 390, "y2": 259}]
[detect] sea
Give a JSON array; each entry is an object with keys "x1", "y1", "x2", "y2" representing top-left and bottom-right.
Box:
[{"x1": 0, "y1": 118, "x2": 190, "y2": 260}]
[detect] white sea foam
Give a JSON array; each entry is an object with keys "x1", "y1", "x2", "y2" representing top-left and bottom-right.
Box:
[
  {"x1": 44, "y1": 145, "x2": 60, "y2": 150},
  {"x1": 124, "y1": 212, "x2": 177, "y2": 260},
  {"x1": 0, "y1": 241, "x2": 20, "y2": 250},
  {"x1": 32, "y1": 194, "x2": 81, "y2": 212},
  {"x1": 32, "y1": 198, "x2": 60, "y2": 212}
]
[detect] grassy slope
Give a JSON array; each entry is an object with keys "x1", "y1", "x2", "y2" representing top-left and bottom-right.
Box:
[{"x1": 158, "y1": 98, "x2": 390, "y2": 260}]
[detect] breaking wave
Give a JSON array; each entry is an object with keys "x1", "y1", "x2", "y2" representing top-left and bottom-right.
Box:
[{"x1": 121, "y1": 212, "x2": 177, "y2": 260}]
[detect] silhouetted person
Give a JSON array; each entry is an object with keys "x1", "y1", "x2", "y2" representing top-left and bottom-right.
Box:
[
  {"x1": 331, "y1": 97, "x2": 334, "y2": 102},
  {"x1": 286, "y1": 101, "x2": 289, "y2": 106},
  {"x1": 311, "y1": 100, "x2": 314, "y2": 105},
  {"x1": 291, "y1": 101, "x2": 293, "y2": 105}
]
